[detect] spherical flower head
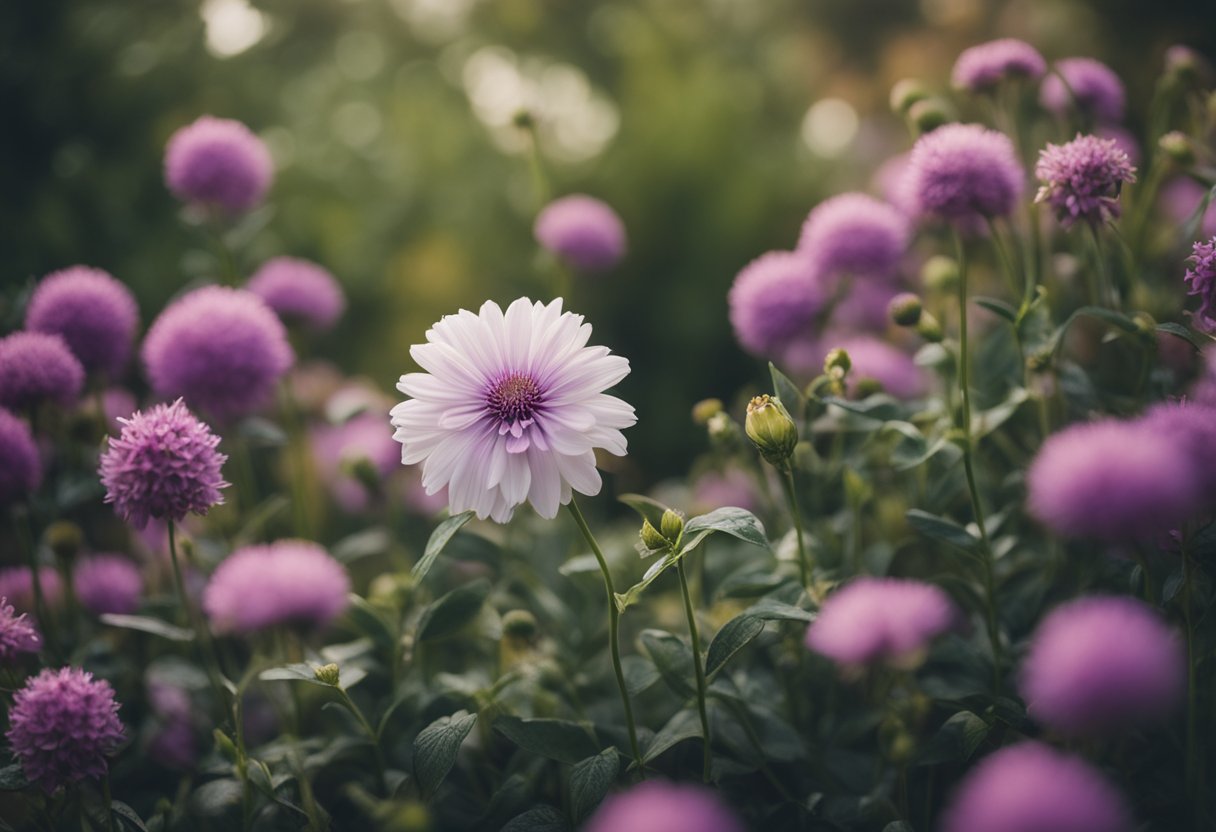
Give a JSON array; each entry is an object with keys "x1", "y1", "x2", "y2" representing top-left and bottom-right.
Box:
[
  {"x1": 73, "y1": 555, "x2": 143, "y2": 616},
  {"x1": 99, "y1": 398, "x2": 229, "y2": 530},
  {"x1": 203, "y1": 540, "x2": 350, "y2": 635},
  {"x1": 145, "y1": 679, "x2": 197, "y2": 769},
  {"x1": 805, "y1": 577, "x2": 960, "y2": 670},
  {"x1": 1141, "y1": 401, "x2": 1216, "y2": 494},
  {"x1": 391, "y1": 298, "x2": 637, "y2": 523},
  {"x1": 728, "y1": 251, "x2": 825, "y2": 358},
  {"x1": 941, "y1": 742, "x2": 1134, "y2": 832},
  {"x1": 142, "y1": 286, "x2": 294, "y2": 422},
  {"x1": 0, "y1": 407, "x2": 41, "y2": 506},
  {"x1": 1034, "y1": 134, "x2": 1136, "y2": 228},
  {"x1": 797, "y1": 193, "x2": 909, "y2": 283},
  {"x1": 952, "y1": 38, "x2": 1047, "y2": 92},
  {"x1": 533, "y1": 194, "x2": 627, "y2": 272},
  {"x1": 310, "y1": 413, "x2": 400, "y2": 512},
  {"x1": 584, "y1": 781, "x2": 745, "y2": 832},
  {"x1": 1041, "y1": 57, "x2": 1126, "y2": 124},
  {"x1": 1185, "y1": 237, "x2": 1216, "y2": 330},
  {"x1": 7, "y1": 667, "x2": 125, "y2": 793},
  {"x1": 246, "y1": 257, "x2": 346, "y2": 332},
  {"x1": 164, "y1": 116, "x2": 273, "y2": 214},
  {"x1": 0, "y1": 596, "x2": 41, "y2": 663},
  {"x1": 906, "y1": 124, "x2": 1025, "y2": 221},
  {"x1": 1020, "y1": 596, "x2": 1184, "y2": 737},
  {"x1": 0, "y1": 567, "x2": 64, "y2": 617},
  {"x1": 24, "y1": 266, "x2": 139, "y2": 377},
  {"x1": 0, "y1": 331, "x2": 85, "y2": 412}
]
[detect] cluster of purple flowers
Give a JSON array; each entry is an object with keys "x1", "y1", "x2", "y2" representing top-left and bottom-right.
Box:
[{"x1": 1035, "y1": 134, "x2": 1136, "y2": 227}]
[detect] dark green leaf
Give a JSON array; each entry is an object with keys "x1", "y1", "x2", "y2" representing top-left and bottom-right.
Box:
[
  {"x1": 884, "y1": 823, "x2": 915, "y2": 832},
  {"x1": 680, "y1": 507, "x2": 769, "y2": 554},
  {"x1": 614, "y1": 552, "x2": 678, "y2": 611},
  {"x1": 259, "y1": 663, "x2": 331, "y2": 687},
  {"x1": 705, "y1": 614, "x2": 766, "y2": 680},
  {"x1": 906, "y1": 510, "x2": 980, "y2": 555},
  {"x1": 413, "y1": 510, "x2": 475, "y2": 583},
  {"x1": 413, "y1": 710, "x2": 478, "y2": 798},
  {"x1": 331, "y1": 527, "x2": 392, "y2": 564},
  {"x1": 493, "y1": 716, "x2": 598, "y2": 764},
  {"x1": 237, "y1": 417, "x2": 288, "y2": 447},
  {"x1": 622, "y1": 655, "x2": 661, "y2": 695},
  {"x1": 770, "y1": 362, "x2": 806, "y2": 418},
  {"x1": 917, "y1": 711, "x2": 989, "y2": 766},
  {"x1": 111, "y1": 801, "x2": 148, "y2": 832},
  {"x1": 0, "y1": 763, "x2": 28, "y2": 791},
  {"x1": 345, "y1": 593, "x2": 396, "y2": 652},
  {"x1": 972, "y1": 388, "x2": 1028, "y2": 438},
  {"x1": 639, "y1": 629, "x2": 696, "y2": 699},
  {"x1": 642, "y1": 708, "x2": 702, "y2": 764},
  {"x1": 1156, "y1": 322, "x2": 1202, "y2": 351},
  {"x1": 417, "y1": 578, "x2": 491, "y2": 642},
  {"x1": 569, "y1": 748, "x2": 620, "y2": 821},
  {"x1": 501, "y1": 805, "x2": 570, "y2": 832},
  {"x1": 746, "y1": 598, "x2": 816, "y2": 622},
  {"x1": 99, "y1": 614, "x2": 194, "y2": 642},
  {"x1": 973, "y1": 296, "x2": 1018, "y2": 323}
]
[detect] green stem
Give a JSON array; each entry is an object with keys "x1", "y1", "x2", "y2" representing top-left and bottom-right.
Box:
[
  {"x1": 781, "y1": 469, "x2": 813, "y2": 588},
  {"x1": 207, "y1": 210, "x2": 240, "y2": 285},
  {"x1": 278, "y1": 380, "x2": 315, "y2": 540},
  {"x1": 339, "y1": 688, "x2": 387, "y2": 792},
  {"x1": 677, "y1": 559, "x2": 712, "y2": 783},
  {"x1": 102, "y1": 774, "x2": 116, "y2": 832},
  {"x1": 12, "y1": 506, "x2": 53, "y2": 653},
  {"x1": 1085, "y1": 223, "x2": 1113, "y2": 307},
  {"x1": 565, "y1": 499, "x2": 643, "y2": 772},
  {"x1": 168, "y1": 523, "x2": 230, "y2": 709}
]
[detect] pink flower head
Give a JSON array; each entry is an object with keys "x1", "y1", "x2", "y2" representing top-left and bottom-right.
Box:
[
  {"x1": 0, "y1": 407, "x2": 41, "y2": 506},
  {"x1": 906, "y1": 124, "x2": 1025, "y2": 222},
  {"x1": 797, "y1": 192, "x2": 909, "y2": 283},
  {"x1": 728, "y1": 251, "x2": 825, "y2": 359},
  {"x1": 246, "y1": 256, "x2": 346, "y2": 332},
  {"x1": 73, "y1": 555, "x2": 144, "y2": 616},
  {"x1": 1184, "y1": 236, "x2": 1216, "y2": 330},
  {"x1": 952, "y1": 38, "x2": 1047, "y2": 91},
  {"x1": 534, "y1": 194, "x2": 627, "y2": 272},
  {"x1": 1041, "y1": 57, "x2": 1126, "y2": 124},
  {"x1": 25, "y1": 266, "x2": 139, "y2": 378},
  {"x1": 0, "y1": 596, "x2": 41, "y2": 663},
  {"x1": 164, "y1": 116, "x2": 273, "y2": 214},
  {"x1": 585, "y1": 781, "x2": 745, "y2": 832},
  {"x1": 0, "y1": 331, "x2": 84, "y2": 412},
  {"x1": 1035, "y1": 134, "x2": 1136, "y2": 228},
  {"x1": 0, "y1": 567, "x2": 63, "y2": 618}
]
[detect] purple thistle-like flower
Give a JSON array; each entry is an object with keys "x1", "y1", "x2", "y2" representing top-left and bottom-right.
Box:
[
  {"x1": 941, "y1": 742, "x2": 1134, "y2": 832},
  {"x1": 164, "y1": 116, "x2": 273, "y2": 214},
  {"x1": 142, "y1": 286, "x2": 294, "y2": 422},
  {"x1": 1041, "y1": 57, "x2": 1126, "y2": 124},
  {"x1": 728, "y1": 251, "x2": 825, "y2": 359},
  {"x1": 24, "y1": 266, "x2": 139, "y2": 378},
  {"x1": 584, "y1": 781, "x2": 746, "y2": 832},
  {"x1": 1184, "y1": 237, "x2": 1216, "y2": 329},
  {"x1": 310, "y1": 413, "x2": 400, "y2": 512},
  {"x1": 1020, "y1": 596, "x2": 1184, "y2": 737},
  {"x1": 391, "y1": 298, "x2": 637, "y2": 523},
  {"x1": 99, "y1": 398, "x2": 228, "y2": 530},
  {"x1": 805, "y1": 577, "x2": 960, "y2": 669},
  {"x1": 533, "y1": 194, "x2": 627, "y2": 272},
  {"x1": 952, "y1": 38, "x2": 1047, "y2": 91},
  {"x1": 246, "y1": 257, "x2": 346, "y2": 332},
  {"x1": 0, "y1": 331, "x2": 85, "y2": 412},
  {"x1": 905, "y1": 124, "x2": 1025, "y2": 222},
  {"x1": 0, "y1": 407, "x2": 41, "y2": 506},
  {"x1": 7, "y1": 667, "x2": 125, "y2": 793},
  {"x1": 0, "y1": 596, "x2": 41, "y2": 663},
  {"x1": 203, "y1": 540, "x2": 350, "y2": 635},
  {"x1": 73, "y1": 555, "x2": 143, "y2": 616},
  {"x1": 1034, "y1": 134, "x2": 1136, "y2": 228},
  {"x1": 797, "y1": 193, "x2": 909, "y2": 283},
  {"x1": 0, "y1": 567, "x2": 64, "y2": 617}
]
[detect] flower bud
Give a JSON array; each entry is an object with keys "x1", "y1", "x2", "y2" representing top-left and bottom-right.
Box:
[
  {"x1": 44, "y1": 521, "x2": 84, "y2": 561},
  {"x1": 888, "y1": 292, "x2": 923, "y2": 327},
  {"x1": 824, "y1": 347, "x2": 851, "y2": 378},
  {"x1": 691, "y1": 398, "x2": 723, "y2": 425},
  {"x1": 745, "y1": 395, "x2": 798, "y2": 468},
  {"x1": 908, "y1": 98, "x2": 953, "y2": 135},
  {"x1": 1158, "y1": 131, "x2": 1195, "y2": 167},
  {"x1": 853, "y1": 377, "x2": 884, "y2": 398},
  {"x1": 640, "y1": 518, "x2": 669, "y2": 551},
  {"x1": 502, "y1": 609, "x2": 539, "y2": 642},
  {"x1": 921, "y1": 255, "x2": 960, "y2": 293},
  {"x1": 314, "y1": 663, "x2": 341, "y2": 686},
  {"x1": 1165, "y1": 45, "x2": 1213, "y2": 86},
  {"x1": 660, "y1": 508, "x2": 685, "y2": 542},
  {"x1": 706, "y1": 411, "x2": 739, "y2": 446},
  {"x1": 890, "y1": 79, "x2": 931, "y2": 115},
  {"x1": 916, "y1": 312, "x2": 944, "y2": 343}
]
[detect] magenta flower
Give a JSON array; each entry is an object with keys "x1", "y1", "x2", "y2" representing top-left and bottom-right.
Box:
[
  {"x1": 1034, "y1": 134, "x2": 1136, "y2": 228},
  {"x1": 203, "y1": 540, "x2": 350, "y2": 635},
  {"x1": 0, "y1": 331, "x2": 85, "y2": 412},
  {"x1": 0, "y1": 596, "x2": 41, "y2": 663},
  {"x1": 146, "y1": 679, "x2": 197, "y2": 770},
  {"x1": 0, "y1": 407, "x2": 41, "y2": 506},
  {"x1": 533, "y1": 194, "x2": 627, "y2": 272},
  {"x1": 905, "y1": 124, "x2": 1025, "y2": 222},
  {"x1": 164, "y1": 116, "x2": 273, "y2": 214},
  {"x1": 1184, "y1": 237, "x2": 1216, "y2": 330},
  {"x1": 1041, "y1": 57, "x2": 1126, "y2": 124},
  {"x1": 73, "y1": 555, "x2": 144, "y2": 616},
  {"x1": 99, "y1": 398, "x2": 229, "y2": 530},
  {"x1": 24, "y1": 266, "x2": 139, "y2": 378},
  {"x1": 1020, "y1": 596, "x2": 1184, "y2": 737},
  {"x1": 0, "y1": 567, "x2": 63, "y2": 618},
  {"x1": 728, "y1": 251, "x2": 825, "y2": 359},
  {"x1": 584, "y1": 781, "x2": 745, "y2": 832},
  {"x1": 391, "y1": 298, "x2": 636, "y2": 522},
  {"x1": 246, "y1": 256, "x2": 346, "y2": 332},
  {"x1": 797, "y1": 193, "x2": 909, "y2": 283},
  {"x1": 952, "y1": 38, "x2": 1047, "y2": 91}
]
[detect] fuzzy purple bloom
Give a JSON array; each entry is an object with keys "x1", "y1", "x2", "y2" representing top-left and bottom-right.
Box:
[
  {"x1": 584, "y1": 781, "x2": 745, "y2": 832},
  {"x1": 246, "y1": 257, "x2": 346, "y2": 332},
  {"x1": 142, "y1": 286, "x2": 294, "y2": 422},
  {"x1": 941, "y1": 742, "x2": 1133, "y2": 832},
  {"x1": 833, "y1": 282, "x2": 902, "y2": 332},
  {"x1": 1096, "y1": 125, "x2": 1140, "y2": 167},
  {"x1": 0, "y1": 597, "x2": 41, "y2": 663},
  {"x1": 805, "y1": 577, "x2": 960, "y2": 669},
  {"x1": 797, "y1": 193, "x2": 909, "y2": 283},
  {"x1": 0, "y1": 407, "x2": 42, "y2": 506},
  {"x1": 100, "y1": 388, "x2": 138, "y2": 434},
  {"x1": 952, "y1": 38, "x2": 1047, "y2": 91},
  {"x1": 905, "y1": 124, "x2": 1025, "y2": 221},
  {"x1": 310, "y1": 413, "x2": 400, "y2": 512},
  {"x1": 1141, "y1": 401, "x2": 1216, "y2": 499},
  {"x1": 1035, "y1": 134, "x2": 1136, "y2": 228},
  {"x1": 1041, "y1": 57, "x2": 1126, "y2": 124},
  {"x1": 24, "y1": 266, "x2": 139, "y2": 378},
  {"x1": 164, "y1": 116, "x2": 273, "y2": 214},
  {"x1": 728, "y1": 251, "x2": 825, "y2": 358},
  {"x1": 0, "y1": 331, "x2": 85, "y2": 412},
  {"x1": 99, "y1": 398, "x2": 228, "y2": 530},
  {"x1": 533, "y1": 194, "x2": 627, "y2": 271},
  {"x1": 145, "y1": 680, "x2": 197, "y2": 769},
  {"x1": 1184, "y1": 237, "x2": 1216, "y2": 329},
  {"x1": 0, "y1": 567, "x2": 64, "y2": 617},
  {"x1": 73, "y1": 555, "x2": 143, "y2": 616},
  {"x1": 203, "y1": 540, "x2": 350, "y2": 635},
  {"x1": 1021, "y1": 596, "x2": 1184, "y2": 737}
]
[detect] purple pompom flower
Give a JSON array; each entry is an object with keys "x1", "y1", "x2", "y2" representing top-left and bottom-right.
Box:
[
  {"x1": 1021, "y1": 596, "x2": 1184, "y2": 737},
  {"x1": 584, "y1": 781, "x2": 745, "y2": 832},
  {"x1": 202, "y1": 540, "x2": 350, "y2": 635},
  {"x1": 24, "y1": 266, "x2": 139, "y2": 378},
  {"x1": 0, "y1": 596, "x2": 41, "y2": 663},
  {"x1": 1041, "y1": 57, "x2": 1126, "y2": 124},
  {"x1": 0, "y1": 567, "x2": 63, "y2": 617},
  {"x1": 310, "y1": 413, "x2": 400, "y2": 512},
  {"x1": 142, "y1": 286, "x2": 294, "y2": 422},
  {"x1": 797, "y1": 193, "x2": 910, "y2": 283},
  {"x1": 533, "y1": 194, "x2": 627, "y2": 272},
  {"x1": 1141, "y1": 401, "x2": 1216, "y2": 497},
  {"x1": 246, "y1": 257, "x2": 346, "y2": 332},
  {"x1": 391, "y1": 298, "x2": 636, "y2": 523},
  {"x1": 6, "y1": 667, "x2": 125, "y2": 793},
  {"x1": 1184, "y1": 237, "x2": 1216, "y2": 330},
  {"x1": 99, "y1": 398, "x2": 229, "y2": 530},
  {"x1": 805, "y1": 577, "x2": 960, "y2": 670},
  {"x1": 905, "y1": 124, "x2": 1025, "y2": 222},
  {"x1": 941, "y1": 742, "x2": 1134, "y2": 832},
  {"x1": 728, "y1": 251, "x2": 825, "y2": 359},
  {"x1": 0, "y1": 407, "x2": 42, "y2": 506},
  {"x1": 73, "y1": 555, "x2": 143, "y2": 616},
  {"x1": 164, "y1": 116, "x2": 273, "y2": 214},
  {"x1": 0, "y1": 331, "x2": 85, "y2": 412},
  {"x1": 952, "y1": 38, "x2": 1047, "y2": 91},
  {"x1": 1034, "y1": 134, "x2": 1136, "y2": 228}
]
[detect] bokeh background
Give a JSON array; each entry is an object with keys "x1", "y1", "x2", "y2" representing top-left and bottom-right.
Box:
[{"x1": 3, "y1": 0, "x2": 1212, "y2": 482}]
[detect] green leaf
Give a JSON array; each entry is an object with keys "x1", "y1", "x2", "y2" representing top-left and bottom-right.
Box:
[
  {"x1": 680, "y1": 507, "x2": 769, "y2": 555},
  {"x1": 417, "y1": 578, "x2": 491, "y2": 642},
  {"x1": 111, "y1": 801, "x2": 149, "y2": 832},
  {"x1": 639, "y1": 629, "x2": 696, "y2": 699},
  {"x1": 413, "y1": 710, "x2": 478, "y2": 799},
  {"x1": 1156, "y1": 322, "x2": 1203, "y2": 351},
  {"x1": 622, "y1": 655, "x2": 661, "y2": 695},
  {"x1": 238, "y1": 416, "x2": 288, "y2": 447},
  {"x1": 259, "y1": 663, "x2": 330, "y2": 687},
  {"x1": 331, "y1": 527, "x2": 392, "y2": 564},
  {"x1": 905, "y1": 509, "x2": 980, "y2": 555},
  {"x1": 971, "y1": 388, "x2": 1028, "y2": 439},
  {"x1": 501, "y1": 805, "x2": 570, "y2": 832},
  {"x1": 99, "y1": 614, "x2": 194, "y2": 642},
  {"x1": 493, "y1": 716, "x2": 599, "y2": 764},
  {"x1": 346, "y1": 593, "x2": 396, "y2": 652},
  {"x1": 770, "y1": 362, "x2": 806, "y2": 418},
  {"x1": 569, "y1": 748, "x2": 620, "y2": 821},
  {"x1": 705, "y1": 613, "x2": 766, "y2": 680},
  {"x1": 614, "y1": 552, "x2": 678, "y2": 612},
  {"x1": 617, "y1": 493, "x2": 672, "y2": 529},
  {"x1": 746, "y1": 598, "x2": 816, "y2": 622},
  {"x1": 0, "y1": 763, "x2": 28, "y2": 791},
  {"x1": 973, "y1": 296, "x2": 1018, "y2": 323},
  {"x1": 642, "y1": 708, "x2": 703, "y2": 764},
  {"x1": 917, "y1": 711, "x2": 990, "y2": 766},
  {"x1": 412, "y1": 510, "x2": 475, "y2": 583}
]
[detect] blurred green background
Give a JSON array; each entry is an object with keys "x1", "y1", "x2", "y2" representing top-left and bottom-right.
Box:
[{"x1": 2, "y1": 0, "x2": 1211, "y2": 482}]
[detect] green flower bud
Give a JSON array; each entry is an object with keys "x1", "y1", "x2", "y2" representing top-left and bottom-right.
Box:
[
  {"x1": 502, "y1": 609, "x2": 539, "y2": 642},
  {"x1": 512, "y1": 109, "x2": 536, "y2": 130},
  {"x1": 660, "y1": 509, "x2": 685, "y2": 542},
  {"x1": 44, "y1": 521, "x2": 84, "y2": 561},
  {"x1": 213, "y1": 729, "x2": 239, "y2": 763},
  {"x1": 853, "y1": 377, "x2": 884, "y2": 398},
  {"x1": 1158, "y1": 131, "x2": 1195, "y2": 167},
  {"x1": 640, "y1": 519, "x2": 669, "y2": 551},
  {"x1": 915, "y1": 312, "x2": 944, "y2": 343},
  {"x1": 921, "y1": 255, "x2": 960, "y2": 293},
  {"x1": 889, "y1": 79, "x2": 930, "y2": 115},
  {"x1": 824, "y1": 347, "x2": 851, "y2": 378},
  {"x1": 887, "y1": 292, "x2": 923, "y2": 327},
  {"x1": 706, "y1": 411, "x2": 739, "y2": 445},
  {"x1": 691, "y1": 398, "x2": 723, "y2": 425},
  {"x1": 745, "y1": 395, "x2": 798, "y2": 468},
  {"x1": 314, "y1": 663, "x2": 341, "y2": 686},
  {"x1": 908, "y1": 98, "x2": 953, "y2": 135}
]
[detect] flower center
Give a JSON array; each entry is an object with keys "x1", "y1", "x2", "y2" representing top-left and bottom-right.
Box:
[{"x1": 486, "y1": 373, "x2": 543, "y2": 427}]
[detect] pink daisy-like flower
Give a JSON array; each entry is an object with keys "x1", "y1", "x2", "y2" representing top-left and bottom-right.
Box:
[{"x1": 390, "y1": 298, "x2": 636, "y2": 522}]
